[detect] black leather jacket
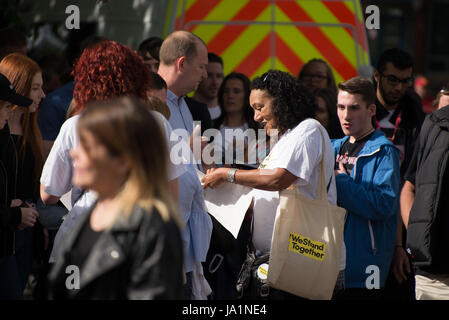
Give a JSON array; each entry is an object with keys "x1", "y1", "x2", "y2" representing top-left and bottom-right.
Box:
[
  {"x1": 0, "y1": 128, "x2": 21, "y2": 258},
  {"x1": 48, "y1": 204, "x2": 185, "y2": 299}
]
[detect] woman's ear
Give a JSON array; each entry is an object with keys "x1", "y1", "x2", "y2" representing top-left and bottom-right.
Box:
[{"x1": 115, "y1": 156, "x2": 131, "y2": 178}]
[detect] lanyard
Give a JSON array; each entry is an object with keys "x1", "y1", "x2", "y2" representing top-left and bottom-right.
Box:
[{"x1": 376, "y1": 111, "x2": 401, "y2": 143}]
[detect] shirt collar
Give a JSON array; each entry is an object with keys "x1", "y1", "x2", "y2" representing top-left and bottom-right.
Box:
[{"x1": 167, "y1": 89, "x2": 185, "y2": 106}]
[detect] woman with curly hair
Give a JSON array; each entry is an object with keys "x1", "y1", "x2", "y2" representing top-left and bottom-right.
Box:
[
  {"x1": 40, "y1": 41, "x2": 186, "y2": 263},
  {"x1": 202, "y1": 70, "x2": 343, "y2": 299}
]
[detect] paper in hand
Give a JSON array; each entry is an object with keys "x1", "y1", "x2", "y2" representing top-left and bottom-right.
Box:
[{"x1": 197, "y1": 169, "x2": 253, "y2": 238}]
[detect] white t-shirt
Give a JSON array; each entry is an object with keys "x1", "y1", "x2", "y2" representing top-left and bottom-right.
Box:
[
  {"x1": 41, "y1": 111, "x2": 186, "y2": 262},
  {"x1": 251, "y1": 118, "x2": 345, "y2": 270},
  {"x1": 216, "y1": 123, "x2": 250, "y2": 165},
  {"x1": 377, "y1": 109, "x2": 395, "y2": 129},
  {"x1": 208, "y1": 105, "x2": 221, "y2": 121}
]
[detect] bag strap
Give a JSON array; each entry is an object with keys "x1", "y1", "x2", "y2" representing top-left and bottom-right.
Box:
[
  {"x1": 248, "y1": 206, "x2": 256, "y2": 254},
  {"x1": 249, "y1": 122, "x2": 330, "y2": 253},
  {"x1": 285, "y1": 124, "x2": 330, "y2": 200},
  {"x1": 317, "y1": 126, "x2": 328, "y2": 201}
]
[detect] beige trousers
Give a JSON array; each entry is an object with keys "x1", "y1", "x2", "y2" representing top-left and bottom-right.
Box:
[{"x1": 415, "y1": 272, "x2": 449, "y2": 300}]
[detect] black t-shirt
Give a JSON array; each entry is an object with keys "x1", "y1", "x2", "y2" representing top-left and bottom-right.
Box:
[
  {"x1": 335, "y1": 132, "x2": 374, "y2": 176},
  {"x1": 404, "y1": 140, "x2": 420, "y2": 185},
  {"x1": 70, "y1": 212, "x2": 103, "y2": 269}
]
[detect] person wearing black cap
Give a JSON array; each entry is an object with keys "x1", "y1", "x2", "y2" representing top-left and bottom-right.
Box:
[
  {"x1": 0, "y1": 53, "x2": 47, "y2": 299},
  {"x1": 0, "y1": 73, "x2": 39, "y2": 299}
]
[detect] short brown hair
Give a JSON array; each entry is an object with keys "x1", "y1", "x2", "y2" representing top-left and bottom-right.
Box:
[
  {"x1": 159, "y1": 31, "x2": 205, "y2": 66},
  {"x1": 338, "y1": 77, "x2": 376, "y2": 106}
]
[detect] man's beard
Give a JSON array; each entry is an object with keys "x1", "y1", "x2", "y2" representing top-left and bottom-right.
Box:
[
  {"x1": 200, "y1": 87, "x2": 217, "y2": 100},
  {"x1": 379, "y1": 81, "x2": 402, "y2": 107}
]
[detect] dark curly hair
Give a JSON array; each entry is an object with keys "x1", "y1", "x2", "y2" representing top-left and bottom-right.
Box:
[
  {"x1": 73, "y1": 41, "x2": 151, "y2": 113},
  {"x1": 251, "y1": 70, "x2": 316, "y2": 135}
]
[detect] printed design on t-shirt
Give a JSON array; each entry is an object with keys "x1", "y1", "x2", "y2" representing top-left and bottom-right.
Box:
[
  {"x1": 258, "y1": 152, "x2": 272, "y2": 169},
  {"x1": 335, "y1": 152, "x2": 357, "y2": 167}
]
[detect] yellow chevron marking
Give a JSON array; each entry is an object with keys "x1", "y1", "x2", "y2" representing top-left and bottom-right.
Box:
[
  {"x1": 343, "y1": 0, "x2": 356, "y2": 15},
  {"x1": 221, "y1": 5, "x2": 272, "y2": 74},
  {"x1": 298, "y1": 1, "x2": 357, "y2": 68},
  {"x1": 251, "y1": 56, "x2": 273, "y2": 80},
  {"x1": 191, "y1": 0, "x2": 250, "y2": 43},
  {"x1": 275, "y1": 5, "x2": 346, "y2": 83},
  {"x1": 176, "y1": 0, "x2": 197, "y2": 19}
]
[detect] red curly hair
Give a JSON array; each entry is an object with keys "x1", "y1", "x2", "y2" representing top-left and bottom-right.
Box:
[{"x1": 73, "y1": 41, "x2": 151, "y2": 113}]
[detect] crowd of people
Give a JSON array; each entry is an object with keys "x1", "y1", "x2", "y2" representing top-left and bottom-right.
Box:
[{"x1": 0, "y1": 26, "x2": 448, "y2": 301}]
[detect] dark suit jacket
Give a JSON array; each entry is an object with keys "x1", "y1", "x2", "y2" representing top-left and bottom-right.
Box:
[{"x1": 185, "y1": 97, "x2": 213, "y2": 136}]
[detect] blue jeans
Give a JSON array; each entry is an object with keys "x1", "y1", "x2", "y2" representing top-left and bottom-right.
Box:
[{"x1": 0, "y1": 255, "x2": 23, "y2": 299}]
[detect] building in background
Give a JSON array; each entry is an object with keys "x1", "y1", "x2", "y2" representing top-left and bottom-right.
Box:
[
  {"x1": 2, "y1": 0, "x2": 448, "y2": 94},
  {"x1": 362, "y1": 0, "x2": 449, "y2": 94}
]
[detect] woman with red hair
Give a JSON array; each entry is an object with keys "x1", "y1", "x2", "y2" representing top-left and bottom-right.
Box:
[
  {"x1": 40, "y1": 41, "x2": 186, "y2": 264},
  {"x1": 0, "y1": 53, "x2": 46, "y2": 298},
  {"x1": 71, "y1": 40, "x2": 151, "y2": 113}
]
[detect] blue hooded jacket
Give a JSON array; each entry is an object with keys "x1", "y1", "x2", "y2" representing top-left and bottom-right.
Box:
[{"x1": 332, "y1": 130, "x2": 400, "y2": 288}]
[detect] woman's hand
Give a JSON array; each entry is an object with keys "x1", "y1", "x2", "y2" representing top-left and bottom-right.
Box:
[
  {"x1": 10, "y1": 199, "x2": 23, "y2": 207},
  {"x1": 201, "y1": 167, "x2": 229, "y2": 189},
  {"x1": 18, "y1": 207, "x2": 39, "y2": 229}
]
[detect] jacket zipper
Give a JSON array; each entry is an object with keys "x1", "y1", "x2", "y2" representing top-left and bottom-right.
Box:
[
  {"x1": 1, "y1": 159, "x2": 14, "y2": 255},
  {"x1": 352, "y1": 147, "x2": 381, "y2": 256},
  {"x1": 367, "y1": 221, "x2": 377, "y2": 255},
  {"x1": 9, "y1": 134, "x2": 19, "y2": 255}
]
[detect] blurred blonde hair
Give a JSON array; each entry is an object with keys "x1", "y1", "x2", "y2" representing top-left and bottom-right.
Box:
[
  {"x1": 77, "y1": 96, "x2": 180, "y2": 227},
  {"x1": 66, "y1": 99, "x2": 77, "y2": 119}
]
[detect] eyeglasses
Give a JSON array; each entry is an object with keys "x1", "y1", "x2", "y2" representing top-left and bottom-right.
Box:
[
  {"x1": 301, "y1": 73, "x2": 328, "y2": 81},
  {"x1": 380, "y1": 72, "x2": 413, "y2": 87}
]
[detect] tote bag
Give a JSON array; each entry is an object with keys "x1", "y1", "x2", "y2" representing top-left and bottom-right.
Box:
[{"x1": 267, "y1": 129, "x2": 346, "y2": 300}]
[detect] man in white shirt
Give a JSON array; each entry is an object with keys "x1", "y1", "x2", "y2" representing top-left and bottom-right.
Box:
[
  {"x1": 158, "y1": 31, "x2": 208, "y2": 135},
  {"x1": 158, "y1": 31, "x2": 213, "y2": 299}
]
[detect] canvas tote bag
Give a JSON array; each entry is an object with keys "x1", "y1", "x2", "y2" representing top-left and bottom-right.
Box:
[{"x1": 267, "y1": 128, "x2": 346, "y2": 300}]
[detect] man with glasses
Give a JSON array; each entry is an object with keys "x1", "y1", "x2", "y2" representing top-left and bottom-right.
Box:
[{"x1": 373, "y1": 48, "x2": 425, "y2": 300}]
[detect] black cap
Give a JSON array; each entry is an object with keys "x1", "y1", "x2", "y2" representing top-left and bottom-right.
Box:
[{"x1": 0, "y1": 73, "x2": 33, "y2": 107}]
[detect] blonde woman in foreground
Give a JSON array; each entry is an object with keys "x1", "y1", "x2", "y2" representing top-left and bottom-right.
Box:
[{"x1": 48, "y1": 97, "x2": 184, "y2": 299}]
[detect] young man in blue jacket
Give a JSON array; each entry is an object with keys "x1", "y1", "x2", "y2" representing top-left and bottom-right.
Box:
[{"x1": 332, "y1": 77, "x2": 401, "y2": 300}]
